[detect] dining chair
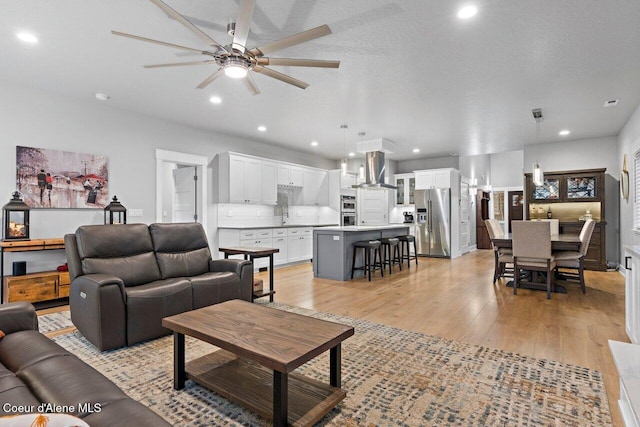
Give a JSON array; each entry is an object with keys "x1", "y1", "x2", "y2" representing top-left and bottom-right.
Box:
[
  {"x1": 553, "y1": 218, "x2": 596, "y2": 294},
  {"x1": 512, "y1": 220, "x2": 556, "y2": 299},
  {"x1": 539, "y1": 219, "x2": 560, "y2": 235},
  {"x1": 484, "y1": 219, "x2": 513, "y2": 283}
]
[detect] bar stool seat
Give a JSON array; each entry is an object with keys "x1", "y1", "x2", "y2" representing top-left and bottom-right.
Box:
[
  {"x1": 380, "y1": 237, "x2": 401, "y2": 274},
  {"x1": 397, "y1": 235, "x2": 418, "y2": 268},
  {"x1": 351, "y1": 240, "x2": 383, "y2": 281}
]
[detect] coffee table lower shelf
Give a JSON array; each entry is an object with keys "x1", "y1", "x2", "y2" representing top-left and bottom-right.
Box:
[{"x1": 187, "y1": 350, "x2": 346, "y2": 427}]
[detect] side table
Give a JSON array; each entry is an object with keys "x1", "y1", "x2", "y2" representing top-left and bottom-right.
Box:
[{"x1": 219, "y1": 246, "x2": 279, "y2": 302}]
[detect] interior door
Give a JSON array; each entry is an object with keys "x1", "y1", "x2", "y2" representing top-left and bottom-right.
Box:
[
  {"x1": 508, "y1": 191, "x2": 524, "y2": 232},
  {"x1": 173, "y1": 166, "x2": 197, "y2": 222}
]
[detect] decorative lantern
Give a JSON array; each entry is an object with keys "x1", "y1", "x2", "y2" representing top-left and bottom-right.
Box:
[
  {"x1": 2, "y1": 191, "x2": 30, "y2": 241},
  {"x1": 104, "y1": 196, "x2": 127, "y2": 224}
]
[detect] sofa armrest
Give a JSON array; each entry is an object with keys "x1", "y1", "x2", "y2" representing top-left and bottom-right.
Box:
[
  {"x1": 69, "y1": 274, "x2": 128, "y2": 351},
  {"x1": 0, "y1": 301, "x2": 38, "y2": 335},
  {"x1": 209, "y1": 259, "x2": 254, "y2": 302}
]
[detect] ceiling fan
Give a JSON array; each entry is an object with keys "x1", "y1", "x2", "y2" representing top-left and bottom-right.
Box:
[{"x1": 112, "y1": 0, "x2": 340, "y2": 95}]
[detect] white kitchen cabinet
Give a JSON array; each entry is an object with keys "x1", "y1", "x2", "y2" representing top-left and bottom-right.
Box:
[
  {"x1": 341, "y1": 173, "x2": 357, "y2": 189},
  {"x1": 278, "y1": 164, "x2": 304, "y2": 187},
  {"x1": 216, "y1": 153, "x2": 271, "y2": 204},
  {"x1": 394, "y1": 173, "x2": 415, "y2": 206},
  {"x1": 624, "y1": 247, "x2": 640, "y2": 344},
  {"x1": 261, "y1": 161, "x2": 278, "y2": 205},
  {"x1": 357, "y1": 189, "x2": 388, "y2": 225},
  {"x1": 414, "y1": 168, "x2": 453, "y2": 189},
  {"x1": 272, "y1": 236, "x2": 288, "y2": 265},
  {"x1": 287, "y1": 228, "x2": 313, "y2": 262},
  {"x1": 302, "y1": 170, "x2": 329, "y2": 206}
]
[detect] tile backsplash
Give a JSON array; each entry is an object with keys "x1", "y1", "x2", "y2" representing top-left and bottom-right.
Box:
[{"x1": 217, "y1": 204, "x2": 338, "y2": 227}]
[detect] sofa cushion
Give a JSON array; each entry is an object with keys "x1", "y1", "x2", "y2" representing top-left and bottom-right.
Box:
[
  {"x1": 0, "y1": 364, "x2": 41, "y2": 416},
  {"x1": 149, "y1": 223, "x2": 211, "y2": 279},
  {"x1": 190, "y1": 272, "x2": 240, "y2": 309},
  {"x1": 76, "y1": 224, "x2": 161, "y2": 286},
  {"x1": 0, "y1": 330, "x2": 69, "y2": 373},
  {"x1": 125, "y1": 278, "x2": 192, "y2": 345}
]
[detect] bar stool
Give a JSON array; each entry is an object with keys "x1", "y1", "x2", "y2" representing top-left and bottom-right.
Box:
[
  {"x1": 351, "y1": 240, "x2": 383, "y2": 281},
  {"x1": 397, "y1": 235, "x2": 418, "y2": 268},
  {"x1": 380, "y1": 237, "x2": 402, "y2": 274}
]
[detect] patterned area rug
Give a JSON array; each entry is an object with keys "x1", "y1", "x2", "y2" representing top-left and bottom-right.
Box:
[
  {"x1": 37, "y1": 310, "x2": 73, "y2": 334},
  {"x1": 48, "y1": 303, "x2": 611, "y2": 426}
]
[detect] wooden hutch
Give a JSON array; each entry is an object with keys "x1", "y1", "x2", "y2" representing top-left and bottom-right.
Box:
[{"x1": 524, "y1": 168, "x2": 606, "y2": 270}]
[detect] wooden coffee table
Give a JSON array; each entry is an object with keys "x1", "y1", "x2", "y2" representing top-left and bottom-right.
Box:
[{"x1": 162, "y1": 300, "x2": 354, "y2": 427}]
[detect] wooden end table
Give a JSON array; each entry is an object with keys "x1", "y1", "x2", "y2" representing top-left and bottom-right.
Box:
[
  {"x1": 162, "y1": 300, "x2": 354, "y2": 427},
  {"x1": 219, "y1": 246, "x2": 279, "y2": 302}
]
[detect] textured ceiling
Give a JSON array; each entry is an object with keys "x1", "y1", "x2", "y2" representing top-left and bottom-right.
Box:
[{"x1": 2, "y1": 0, "x2": 639, "y2": 161}]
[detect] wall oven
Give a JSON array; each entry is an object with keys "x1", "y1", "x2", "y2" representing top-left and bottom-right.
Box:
[
  {"x1": 340, "y1": 194, "x2": 357, "y2": 226},
  {"x1": 342, "y1": 212, "x2": 357, "y2": 226}
]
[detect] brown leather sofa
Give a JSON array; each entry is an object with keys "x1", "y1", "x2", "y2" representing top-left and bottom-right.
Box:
[
  {"x1": 0, "y1": 301, "x2": 171, "y2": 426},
  {"x1": 65, "y1": 222, "x2": 253, "y2": 351}
]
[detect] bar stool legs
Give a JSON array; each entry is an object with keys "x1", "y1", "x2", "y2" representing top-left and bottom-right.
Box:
[
  {"x1": 398, "y1": 235, "x2": 418, "y2": 268},
  {"x1": 351, "y1": 240, "x2": 383, "y2": 281},
  {"x1": 380, "y1": 237, "x2": 401, "y2": 274}
]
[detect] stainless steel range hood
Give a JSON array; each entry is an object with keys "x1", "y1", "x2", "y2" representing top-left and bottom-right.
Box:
[{"x1": 352, "y1": 151, "x2": 397, "y2": 189}]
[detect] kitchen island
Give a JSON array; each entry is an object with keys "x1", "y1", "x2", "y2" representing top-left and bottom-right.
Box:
[{"x1": 313, "y1": 225, "x2": 411, "y2": 281}]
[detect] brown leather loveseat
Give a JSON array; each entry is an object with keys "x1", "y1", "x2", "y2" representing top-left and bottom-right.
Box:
[
  {"x1": 65, "y1": 222, "x2": 253, "y2": 351},
  {"x1": 0, "y1": 301, "x2": 171, "y2": 426}
]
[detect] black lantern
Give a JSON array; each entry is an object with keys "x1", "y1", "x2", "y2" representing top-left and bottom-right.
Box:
[
  {"x1": 104, "y1": 196, "x2": 127, "y2": 224},
  {"x1": 3, "y1": 191, "x2": 30, "y2": 241}
]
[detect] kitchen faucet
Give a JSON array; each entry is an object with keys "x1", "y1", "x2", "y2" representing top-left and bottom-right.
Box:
[{"x1": 282, "y1": 200, "x2": 289, "y2": 225}]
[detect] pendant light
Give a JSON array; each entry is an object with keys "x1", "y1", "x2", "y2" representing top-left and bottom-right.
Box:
[
  {"x1": 532, "y1": 108, "x2": 544, "y2": 186},
  {"x1": 358, "y1": 132, "x2": 366, "y2": 181},
  {"x1": 340, "y1": 124, "x2": 348, "y2": 176}
]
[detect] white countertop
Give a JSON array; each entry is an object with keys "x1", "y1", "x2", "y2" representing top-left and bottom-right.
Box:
[
  {"x1": 315, "y1": 225, "x2": 412, "y2": 232},
  {"x1": 218, "y1": 224, "x2": 338, "y2": 230}
]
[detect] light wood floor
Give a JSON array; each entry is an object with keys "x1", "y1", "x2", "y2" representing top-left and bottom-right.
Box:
[
  {"x1": 256, "y1": 249, "x2": 627, "y2": 426},
  {"x1": 39, "y1": 249, "x2": 627, "y2": 425}
]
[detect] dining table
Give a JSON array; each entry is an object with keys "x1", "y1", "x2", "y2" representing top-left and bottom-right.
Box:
[{"x1": 490, "y1": 233, "x2": 582, "y2": 294}]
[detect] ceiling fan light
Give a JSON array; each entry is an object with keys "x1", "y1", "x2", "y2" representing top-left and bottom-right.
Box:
[{"x1": 224, "y1": 63, "x2": 248, "y2": 79}]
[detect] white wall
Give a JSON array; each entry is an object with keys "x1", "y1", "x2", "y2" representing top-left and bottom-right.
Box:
[
  {"x1": 523, "y1": 137, "x2": 618, "y2": 174},
  {"x1": 491, "y1": 150, "x2": 524, "y2": 188},
  {"x1": 618, "y1": 103, "x2": 640, "y2": 263},
  {"x1": 0, "y1": 82, "x2": 336, "y2": 271},
  {"x1": 397, "y1": 156, "x2": 459, "y2": 174}
]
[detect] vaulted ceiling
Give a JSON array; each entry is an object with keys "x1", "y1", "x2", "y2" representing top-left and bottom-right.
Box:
[{"x1": 2, "y1": 1, "x2": 639, "y2": 160}]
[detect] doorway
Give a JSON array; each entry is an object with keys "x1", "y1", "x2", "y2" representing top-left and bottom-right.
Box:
[
  {"x1": 155, "y1": 149, "x2": 208, "y2": 228},
  {"x1": 508, "y1": 191, "x2": 524, "y2": 232}
]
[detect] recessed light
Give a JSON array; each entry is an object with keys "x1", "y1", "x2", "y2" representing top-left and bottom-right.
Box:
[
  {"x1": 257, "y1": 126, "x2": 267, "y2": 132},
  {"x1": 209, "y1": 96, "x2": 222, "y2": 104},
  {"x1": 457, "y1": 5, "x2": 478, "y2": 19},
  {"x1": 413, "y1": 148, "x2": 421, "y2": 153},
  {"x1": 94, "y1": 92, "x2": 110, "y2": 101},
  {"x1": 604, "y1": 99, "x2": 619, "y2": 107},
  {"x1": 310, "y1": 141, "x2": 318, "y2": 146},
  {"x1": 558, "y1": 130, "x2": 570, "y2": 136},
  {"x1": 16, "y1": 32, "x2": 38, "y2": 44},
  {"x1": 348, "y1": 152, "x2": 355, "y2": 157}
]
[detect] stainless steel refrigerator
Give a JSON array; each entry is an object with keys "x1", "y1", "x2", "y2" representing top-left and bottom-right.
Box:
[{"x1": 414, "y1": 189, "x2": 451, "y2": 257}]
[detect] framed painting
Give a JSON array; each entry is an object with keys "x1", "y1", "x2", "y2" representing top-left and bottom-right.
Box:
[{"x1": 15, "y1": 146, "x2": 109, "y2": 208}]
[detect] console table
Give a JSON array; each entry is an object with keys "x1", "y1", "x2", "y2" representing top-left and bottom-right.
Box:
[
  {"x1": 219, "y1": 246, "x2": 279, "y2": 302},
  {"x1": 1, "y1": 238, "x2": 67, "y2": 304}
]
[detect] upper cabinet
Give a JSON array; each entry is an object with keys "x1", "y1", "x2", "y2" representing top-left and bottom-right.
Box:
[
  {"x1": 394, "y1": 173, "x2": 415, "y2": 206},
  {"x1": 261, "y1": 161, "x2": 278, "y2": 205},
  {"x1": 414, "y1": 168, "x2": 455, "y2": 190},
  {"x1": 228, "y1": 154, "x2": 262, "y2": 204},
  {"x1": 278, "y1": 164, "x2": 304, "y2": 187},
  {"x1": 525, "y1": 168, "x2": 605, "y2": 203},
  {"x1": 302, "y1": 170, "x2": 328, "y2": 206}
]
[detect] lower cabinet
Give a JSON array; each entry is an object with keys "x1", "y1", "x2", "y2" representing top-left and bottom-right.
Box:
[{"x1": 624, "y1": 247, "x2": 640, "y2": 345}]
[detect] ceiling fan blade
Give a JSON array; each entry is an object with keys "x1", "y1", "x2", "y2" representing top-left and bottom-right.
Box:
[
  {"x1": 148, "y1": 0, "x2": 225, "y2": 50},
  {"x1": 196, "y1": 68, "x2": 224, "y2": 89},
  {"x1": 253, "y1": 65, "x2": 309, "y2": 89},
  {"x1": 249, "y1": 24, "x2": 332, "y2": 57},
  {"x1": 257, "y1": 57, "x2": 340, "y2": 68},
  {"x1": 243, "y1": 73, "x2": 261, "y2": 96},
  {"x1": 143, "y1": 60, "x2": 217, "y2": 68},
  {"x1": 111, "y1": 30, "x2": 205, "y2": 54},
  {"x1": 232, "y1": 0, "x2": 256, "y2": 52}
]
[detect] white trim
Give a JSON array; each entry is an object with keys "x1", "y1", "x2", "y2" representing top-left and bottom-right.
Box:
[{"x1": 155, "y1": 149, "x2": 208, "y2": 234}]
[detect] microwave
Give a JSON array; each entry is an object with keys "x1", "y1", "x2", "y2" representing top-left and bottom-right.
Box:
[{"x1": 341, "y1": 195, "x2": 356, "y2": 212}]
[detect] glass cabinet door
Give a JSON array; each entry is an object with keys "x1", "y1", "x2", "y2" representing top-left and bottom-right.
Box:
[
  {"x1": 409, "y1": 177, "x2": 415, "y2": 205},
  {"x1": 396, "y1": 178, "x2": 405, "y2": 205}
]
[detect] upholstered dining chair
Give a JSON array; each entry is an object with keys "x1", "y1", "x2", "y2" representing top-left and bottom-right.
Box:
[
  {"x1": 512, "y1": 220, "x2": 556, "y2": 299},
  {"x1": 553, "y1": 218, "x2": 596, "y2": 294},
  {"x1": 484, "y1": 219, "x2": 513, "y2": 283}
]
